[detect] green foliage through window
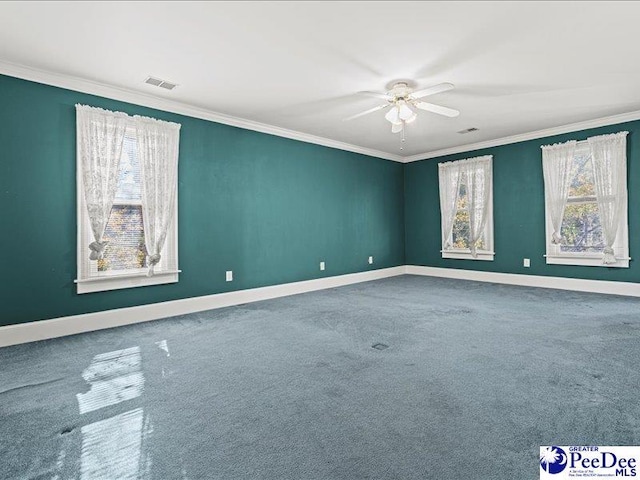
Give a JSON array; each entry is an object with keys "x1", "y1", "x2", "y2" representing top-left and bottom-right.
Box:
[
  {"x1": 559, "y1": 153, "x2": 605, "y2": 253},
  {"x1": 451, "y1": 176, "x2": 486, "y2": 250}
]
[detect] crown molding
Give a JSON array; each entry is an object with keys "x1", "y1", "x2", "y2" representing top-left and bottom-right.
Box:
[
  {"x1": 0, "y1": 60, "x2": 404, "y2": 163},
  {"x1": 4, "y1": 59, "x2": 640, "y2": 165},
  {"x1": 402, "y1": 109, "x2": 640, "y2": 163}
]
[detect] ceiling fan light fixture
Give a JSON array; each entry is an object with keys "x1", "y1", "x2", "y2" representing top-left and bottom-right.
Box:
[
  {"x1": 345, "y1": 81, "x2": 457, "y2": 147},
  {"x1": 385, "y1": 106, "x2": 400, "y2": 124},
  {"x1": 397, "y1": 102, "x2": 415, "y2": 121}
]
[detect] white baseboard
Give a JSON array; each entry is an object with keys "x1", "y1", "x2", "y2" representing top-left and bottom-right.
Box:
[
  {"x1": 4, "y1": 265, "x2": 639, "y2": 348},
  {"x1": 406, "y1": 265, "x2": 640, "y2": 297},
  {"x1": 0, "y1": 266, "x2": 405, "y2": 348}
]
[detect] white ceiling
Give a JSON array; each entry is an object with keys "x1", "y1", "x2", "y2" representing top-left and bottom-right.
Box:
[{"x1": 2, "y1": 1, "x2": 640, "y2": 159}]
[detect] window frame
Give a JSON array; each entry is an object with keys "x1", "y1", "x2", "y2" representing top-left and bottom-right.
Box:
[
  {"x1": 544, "y1": 140, "x2": 629, "y2": 268},
  {"x1": 76, "y1": 126, "x2": 179, "y2": 294},
  {"x1": 441, "y1": 157, "x2": 495, "y2": 261}
]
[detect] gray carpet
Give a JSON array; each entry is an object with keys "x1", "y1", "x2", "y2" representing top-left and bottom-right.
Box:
[{"x1": 1, "y1": 275, "x2": 640, "y2": 480}]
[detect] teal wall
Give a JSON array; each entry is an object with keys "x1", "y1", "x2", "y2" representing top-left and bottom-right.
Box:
[
  {"x1": 405, "y1": 120, "x2": 640, "y2": 283},
  {"x1": 0, "y1": 74, "x2": 405, "y2": 326},
  {"x1": 5, "y1": 71, "x2": 639, "y2": 328}
]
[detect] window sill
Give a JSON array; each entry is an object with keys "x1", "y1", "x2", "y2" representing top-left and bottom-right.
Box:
[
  {"x1": 442, "y1": 250, "x2": 495, "y2": 261},
  {"x1": 545, "y1": 255, "x2": 629, "y2": 268},
  {"x1": 76, "y1": 270, "x2": 180, "y2": 294}
]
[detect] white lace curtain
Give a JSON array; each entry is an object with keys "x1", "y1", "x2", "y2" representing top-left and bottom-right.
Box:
[
  {"x1": 438, "y1": 162, "x2": 462, "y2": 250},
  {"x1": 77, "y1": 105, "x2": 180, "y2": 274},
  {"x1": 589, "y1": 132, "x2": 628, "y2": 264},
  {"x1": 542, "y1": 133, "x2": 627, "y2": 264},
  {"x1": 76, "y1": 104, "x2": 128, "y2": 260},
  {"x1": 439, "y1": 155, "x2": 492, "y2": 257},
  {"x1": 135, "y1": 116, "x2": 181, "y2": 276},
  {"x1": 462, "y1": 157, "x2": 492, "y2": 257},
  {"x1": 541, "y1": 140, "x2": 577, "y2": 245}
]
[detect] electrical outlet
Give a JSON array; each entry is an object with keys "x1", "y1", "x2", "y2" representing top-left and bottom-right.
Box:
[
  {"x1": 320, "y1": 261, "x2": 325, "y2": 271},
  {"x1": 523, "y1": 258, "x2": 530, "y2": 268},
  {"x1": 226, "y1": 270, "x2": 233, "y2": 282},
  {"x1": 368, "y1": 256, "x2": 374, "y2": 265}
]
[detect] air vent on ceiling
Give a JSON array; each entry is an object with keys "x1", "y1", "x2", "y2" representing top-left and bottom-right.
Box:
[
  {"x1": 457, "y1": 127, "x2": 479, "y2": 134},
  {"x1": 144, "y1": 76, "x2": 178, "y2": 91}
]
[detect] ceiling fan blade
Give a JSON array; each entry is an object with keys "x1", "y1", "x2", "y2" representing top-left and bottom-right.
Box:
[
  {"x1": 343, "y1": 103, "x2": 390, "y2": 121},
  {"x1": 410, "y1": 82, "x2": 455, "y2": 99},
  {"x1": 414, "y1": 101, "x2": 460, "y2": 118},
  {"x1": 357, "y1": 91, "x2": 392, "y2": 101}
]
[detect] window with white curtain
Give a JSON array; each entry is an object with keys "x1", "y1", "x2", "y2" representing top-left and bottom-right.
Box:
[
  {"x1": 438, "y1": 155, "x2": 494, "y2": 261},
  {"x1": 76, "y1": 105, "x2": 181, "y2": 293},
  {"x1": 542, "y1": 132, "x2": 629, "y2": 268}
]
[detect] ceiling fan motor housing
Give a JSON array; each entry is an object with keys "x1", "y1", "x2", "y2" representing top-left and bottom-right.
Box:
[{"x1": 388, "y1": 82, "x2": 412, "y2": 100}]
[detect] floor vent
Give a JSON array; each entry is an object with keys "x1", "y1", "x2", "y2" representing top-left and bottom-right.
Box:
[{"x1": 372, "y1": 343, "x2": 389, "y2": 350}]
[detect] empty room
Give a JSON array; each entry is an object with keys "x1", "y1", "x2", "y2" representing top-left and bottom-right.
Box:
[{"x1": 2, "y1": 2, "x2": 640, "y2": 479}]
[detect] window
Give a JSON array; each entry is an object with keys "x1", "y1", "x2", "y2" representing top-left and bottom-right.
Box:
[
  {"x1": 96, "y1": 132, "x2": 147, "y2": 274},
  {"x1": 76, "y1": 105, "x2": 180, "y2": 293},
  {"x1": 560, "y1": 147, "x2": 603, "y2": 254},
  {"x1": 439, "y1": 155, "x2": 494, "y2": 261},
  {"x1": 543, "y1": 133, "x2": 628, "y2": 268}
]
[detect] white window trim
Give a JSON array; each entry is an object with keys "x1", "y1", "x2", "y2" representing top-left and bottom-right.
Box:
[
  {"x1": 442, "y1": 250, "x2": 495, "y2": 261},
  {"x1": 441, "y1": 160, "x2": 495, "y2": 261},
  {"x1": 76, "y1": 126, "x2": 180, "y2": 294},
  {"x1": 544, "y1": 141, "x2": 629, "y2": 268}
]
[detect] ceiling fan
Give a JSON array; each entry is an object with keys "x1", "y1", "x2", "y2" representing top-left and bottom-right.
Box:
[{"x1": 344, "y1": 81, "x2": 459, "y2": 134}]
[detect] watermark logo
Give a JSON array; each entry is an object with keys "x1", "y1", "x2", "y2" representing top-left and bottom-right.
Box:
[
  {"x1": 540, "y1": 446, "x2": 638, "y2": 479},
  {"x1": 540, "y1": 446, "x2": 568, "y2": 474}
]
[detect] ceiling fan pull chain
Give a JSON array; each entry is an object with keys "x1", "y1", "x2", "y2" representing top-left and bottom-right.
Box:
[{"x1": 400, "y1": 121, "x2": 405, "y2": 150}]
